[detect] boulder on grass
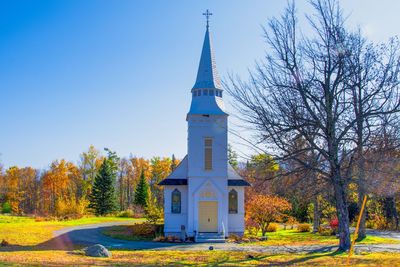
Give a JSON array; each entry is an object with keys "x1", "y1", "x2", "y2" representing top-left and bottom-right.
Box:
[{"x1": 84, "y1": 244, "x2": 112, "y2": 258}]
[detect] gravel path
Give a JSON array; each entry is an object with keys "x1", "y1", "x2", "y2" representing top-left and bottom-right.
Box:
[{"x1": 51, "y1": 222, "x2": 400, "y2": 253}]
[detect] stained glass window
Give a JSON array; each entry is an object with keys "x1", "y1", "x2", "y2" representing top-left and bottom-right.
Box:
[
  {"x1": 229, "y1": 189, "x2": 238, "y2": 214},
  {"x1": 171, "y1": 189, "x2": 181, "y2": 213}
]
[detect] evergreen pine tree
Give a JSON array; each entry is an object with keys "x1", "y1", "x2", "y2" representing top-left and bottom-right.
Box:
[
  {"x1": 228, "y1": 144, "x2": 239, "y2": 169},
  {"x1": 171, "y1": 154, "x2": 177, "y2": 171},
  {"x1": 134, "y1": 170, "x2": 149, "y2": 207},
  {"x1": 88, "y1": 151, "x2": 118, "y2": 216}
]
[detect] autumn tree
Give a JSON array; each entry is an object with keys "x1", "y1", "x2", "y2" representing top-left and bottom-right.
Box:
[
  {"x1": 246, "y1": 194, "x2": 291, "y2": 236},
  {"x1": 78, "y1": 145, "x2": 102, "y2": 198},
  {"x1": 245, "y1": 154, "x2": 279, "y2": 195},
  {"x1": 145, "y1": 191, "x2": 163, "y2": 226},
  {"x1": 117, "y1": 157, "x2": 135, "y2": 210},
  {"x1": 134, "y1": 170, "x2": 149, "y2": 207},
  {"x1": 88, "y1": 150, "x2": 118, "y2": 216},
  {"x1": 17, "y1": 167, "x2": 39, "y2": 214},
  {"x1": 41, "y1": 159, "x2": 83, "y2": 216},
  {"x1": 150, "y1": 157, "x2": 171, "y2": 205},
  {"x1": 3, "y1": 167, "x2": 24, "y2": 213}
]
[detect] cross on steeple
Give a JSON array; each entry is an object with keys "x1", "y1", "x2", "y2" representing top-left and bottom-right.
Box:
[{"x1": 203, "y1": 9, "x2": 212, "y2": 29}]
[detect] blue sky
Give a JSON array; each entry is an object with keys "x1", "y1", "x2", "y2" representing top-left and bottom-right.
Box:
[{"x1": 0, "y1": 0, "x2": 399, "y2": 169}]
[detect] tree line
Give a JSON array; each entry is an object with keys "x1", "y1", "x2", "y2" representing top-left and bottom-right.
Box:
[{"x1": 0, "y1": 145, "x2": 178, "y2": 218}]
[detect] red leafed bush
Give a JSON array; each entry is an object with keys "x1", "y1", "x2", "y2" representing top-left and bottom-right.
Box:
[
  {"x1": 329, "y1": 218, "x2": 339, "y2": 235},
  {"x1": 329, "y1": 218, "x2": 339, "y2": 229}
]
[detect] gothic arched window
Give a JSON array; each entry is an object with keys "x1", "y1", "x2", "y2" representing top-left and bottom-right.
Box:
[
  {"x1": 229, "y1": 189, "x2": 238, "y2": 214},
  {"x1": 171, "y1": 189, "x2": 181, "y2": 214}
]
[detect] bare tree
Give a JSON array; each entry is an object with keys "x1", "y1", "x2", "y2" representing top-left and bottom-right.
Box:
[
  {"x1": 346, "y1": 34, "x2": 400, "y2": 239},
  {"x1": 227, "y1": 0, "x2": 400, "y2": 250}
]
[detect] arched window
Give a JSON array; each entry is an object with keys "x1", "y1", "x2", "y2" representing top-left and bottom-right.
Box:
[
  {"x1": 171, "y1": 189, "x2": 181, "y2": 213},
  {"x1": 229, "y1": 189, "x2": 238, "y2": 214}
]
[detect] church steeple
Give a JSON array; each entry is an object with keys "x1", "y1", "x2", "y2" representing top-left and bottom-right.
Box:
[
  {"x1": 193, "y1": 10, "x2": 222, "y2": 90},
  {"x1": 188, "y1": 10, "x2": 227, "y2": 116}
]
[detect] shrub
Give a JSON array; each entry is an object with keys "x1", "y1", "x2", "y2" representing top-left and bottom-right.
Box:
[
  {"x1": 369, "y1": 213, "x2": 388, "y2": 230},
  {"x1": 131, "y1": 223, "x2": 155, "y2": 237},
  {"x1": 130, "y1": 222, "x2": 164, "y2": 238},
  {"x1": 285, "y1": 217, "x2": 298, "y2": 230},
  {"x1": 1, "y1": 202, "x2": 11, "y2": 214},
  {"x1": 153, "y1": 236, "x2": 166, "y2": 242},
  {"x1": 131, "y1": 205, "x2": 145, "y2": 218},
  {"x1": 55, "y1": 198, "x2": 88, "y2": 219},
  {"x1": 329, "y1": 218, "x2": 339, "y2": 229},
  {"x1": 329, "y1": 217, "x2": 339, "y2": 234},
  {"x1": 246, "y1": 226, "x2": 259, "y2": 236},
  {"x1": 34, "y1": 216, "x2": 58, "y2": 222},
  {"x1": 267, "y1": 223, "x2": 279, "y2": 232},
  {"x1": 228, "y1": 234, "x2": 241, "y2": 242},
  {"x1": 297, "y1": 223, "x2": 311, "y2": 232},
  {"x1": 145, "y1": 196, "x2": 163, "y2": 225},
  {"x1": 153, "y1": 235, "x2": 181, "y2": 243},
  {"x1": 318, "y1": 226, "x2": 333, "y2": 236},
  {"x1": 166, "y1": 235, "x2": 181, "y2": 243},
  {"x1": 118, "y1": 209, "x2": 135, "y2": 218}
]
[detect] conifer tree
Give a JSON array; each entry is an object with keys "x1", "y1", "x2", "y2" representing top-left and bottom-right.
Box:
[
  {"x1": 171, "y1": 154, "x2": 177, "y2": 171},
  {"x1": 88, "y1": 150, "x2": 118, "y2": 216},
  {"x1": 134, "y1": 170, "x2": 149, "y2": 207}
]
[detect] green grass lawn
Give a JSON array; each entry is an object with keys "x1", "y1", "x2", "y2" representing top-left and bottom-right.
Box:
[
  {"x1": 1, "y1": 216, "x2": 400, "y2": 266},
  {"x1": 0, "y1": 215, "x2": 142, "y2": 246},
  {"x1": 102, "y1": 224, "x2": 400, "y2": 246},
  {"x1": 0, "y1": 250, "x2": 400, "y2": 266},
  {"x1": 245, "y1": 228, "x2": 400, "y2": 246}
]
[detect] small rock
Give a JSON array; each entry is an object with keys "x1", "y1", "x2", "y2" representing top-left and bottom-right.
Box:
[
  {"x1": 84, "y1": 244, "x2": 112, "y2": 258},
  {"x1": 209, "y1": 246, "x2": 214, "y2": 250}
]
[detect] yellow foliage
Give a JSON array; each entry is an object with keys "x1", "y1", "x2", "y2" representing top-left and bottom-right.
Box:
[
  {"x1": 55, "y1": 197, "x2": 88, "y2": 219},
  {"x1": 297, "y1": 223, "x2": 311, "y2": 232},
  {"x1": 267, "y1": 223, "x2": 279, "y2": 232}
]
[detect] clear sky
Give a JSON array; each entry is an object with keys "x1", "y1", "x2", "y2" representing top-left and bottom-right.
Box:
[{"x1": 0, "y1": 0, "x2": 399, "y2": 169}]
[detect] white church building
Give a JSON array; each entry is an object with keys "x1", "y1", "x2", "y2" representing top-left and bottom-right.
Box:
[{"x1": 159, "y1": 11, "x2": 250, "y2": 242}]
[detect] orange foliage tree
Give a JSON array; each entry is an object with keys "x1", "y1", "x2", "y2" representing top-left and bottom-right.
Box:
[
  {"x1": 246, "y1": 194, "x2": 291, "y2": 236},
  {"x1": 41, "y1": 159, "x2": 84, "y2": 216},
  {"x1": 3, "y1": 167, "x2": 24, "y2": 213}
]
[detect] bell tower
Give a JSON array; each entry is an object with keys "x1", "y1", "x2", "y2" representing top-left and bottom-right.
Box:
[{"x1": 187, "y1": 10, "x2": 228, "y2": 179}]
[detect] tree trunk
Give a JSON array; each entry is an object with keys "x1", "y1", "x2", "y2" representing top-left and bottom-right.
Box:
[
  {"x1": 313, "y1": 195, "x2": 320, "y2": 233},
  {"x1": 383, "y1": 197, "x2": 399, "y2": 230},
  {"x1": 356, "y1": 129, "x2": 367, "y2": 240},
  {"x1": 394, "y1": 197, "x2": 399, "y2": 230},
  {"x1": 333, "y1": 172, "x2": 351, "y2": 251}
]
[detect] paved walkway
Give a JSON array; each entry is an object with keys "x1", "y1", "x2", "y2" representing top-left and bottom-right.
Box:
[{"x1": 52, "y1": 222, "x2": 400, "y2": 253}]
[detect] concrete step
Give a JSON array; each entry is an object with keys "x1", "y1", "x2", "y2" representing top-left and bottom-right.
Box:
[{"x1": 195, "y1": 233, "x2": 226, "y2": 243}]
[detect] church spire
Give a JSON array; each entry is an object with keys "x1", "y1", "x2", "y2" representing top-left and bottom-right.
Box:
[
  {"x1": 188, "y1": 10, "x2": 227, "y2": 117},
  {"x1": 192, "y1": 10, "x2": 222, "y2": 90}
]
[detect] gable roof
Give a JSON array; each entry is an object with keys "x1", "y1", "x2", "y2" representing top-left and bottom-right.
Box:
[
  {"x1": 165, "y1": 155, "x2": 188, "y2": 179},
  {"x1": 158, "y1": 157, "x2": 250, "y2": 186}
]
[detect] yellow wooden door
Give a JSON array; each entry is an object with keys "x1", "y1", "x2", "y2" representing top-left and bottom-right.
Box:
[{"x1": 198, "y1": 201, "x2": 218, "y2": 232}]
